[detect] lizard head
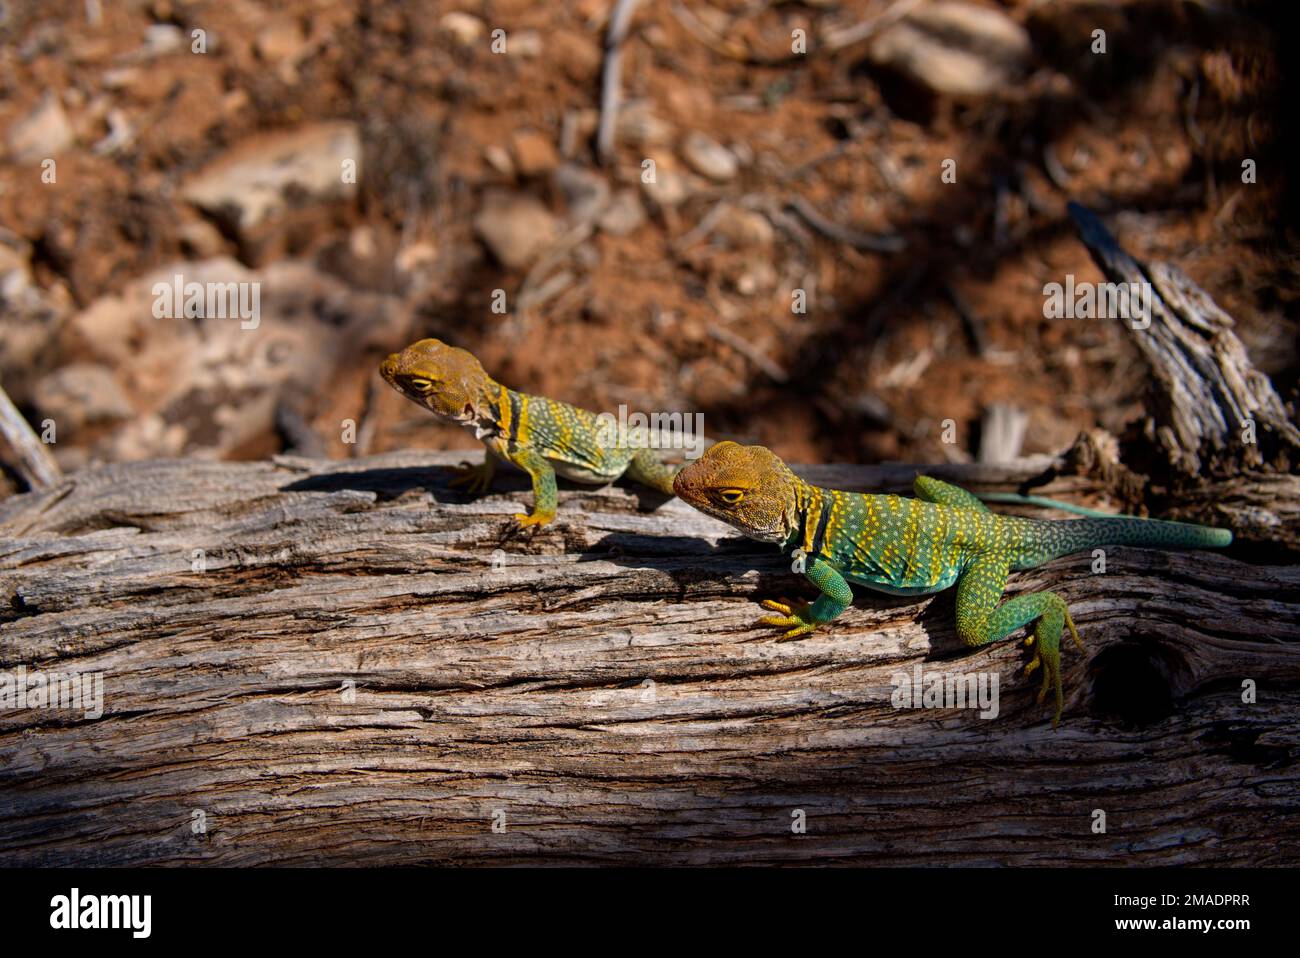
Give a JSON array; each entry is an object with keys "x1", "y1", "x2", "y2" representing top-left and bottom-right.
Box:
[
  {"x1": 380, "y1": 338, "x2": 498, "y2": 424},
  {"x1": 673, "y1": 441, "x2": 799, "y2": 544}
]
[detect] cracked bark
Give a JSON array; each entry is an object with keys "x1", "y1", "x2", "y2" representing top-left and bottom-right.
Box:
[{"x1": 1, "y1": 450, "x2": 1296, "y2": 865}]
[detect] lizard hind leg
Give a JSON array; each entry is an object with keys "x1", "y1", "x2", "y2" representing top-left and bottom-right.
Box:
[
  {"x1": 913, "y1": 475, "x2": 989, "y2": 512},
  {"x1": 956, "y1": 556, "x2": 1082, "y2": 728},
  {"x1": 997, "y1": 592, "x2": 1080, "y2": 728}
]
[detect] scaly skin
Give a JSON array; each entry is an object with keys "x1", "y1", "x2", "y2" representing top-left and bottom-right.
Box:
[
  {"x1": 673, "y1": 442, "x2": 1234, "y2": 727},
  {"x1": 380, "y1": 339, "x2": 679, "y2": 527}
]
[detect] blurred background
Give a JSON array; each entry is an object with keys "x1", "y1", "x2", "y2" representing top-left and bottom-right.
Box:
[{"x1": 0, "y1": 0, "x2": 1294, "y2": 495}]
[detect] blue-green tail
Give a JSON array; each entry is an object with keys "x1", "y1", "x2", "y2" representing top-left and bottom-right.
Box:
[
  {"x1": 1018, "y1": 515, "x2": 1232, "y2": 567},
  {"x1": 977, "y1": 491, "x2": 1124, "y2": 518}
]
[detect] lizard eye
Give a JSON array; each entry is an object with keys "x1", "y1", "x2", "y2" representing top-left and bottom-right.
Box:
[
  {"x1": 718, "y1": 488, "x2": 745, "y2": 505},
  {"x1": 406, "y1": 377, "x2": 436, "y2": 393}
]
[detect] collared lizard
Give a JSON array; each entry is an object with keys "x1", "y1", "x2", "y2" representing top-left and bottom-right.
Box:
[
  {"x1": 673, "y1": 441, "x2": 1234, "y2": 727},
  {"x1": 381, "y1": 339, "x2": 680, "y2": 527}
]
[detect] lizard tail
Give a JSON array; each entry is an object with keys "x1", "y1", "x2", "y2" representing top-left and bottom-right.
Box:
[
  {"x1": 977, "y1": 491, "x2": 1123, "y2": 518},
  {"x1": 1022, "y1": 515, "x2": 1232, "y2": 565}
]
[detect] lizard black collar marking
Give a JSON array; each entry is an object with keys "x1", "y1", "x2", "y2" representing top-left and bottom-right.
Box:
[
  {"x1": 809, "y1": 498, "x2": 832, "y2": 560},
  {"x1": 785, "y1": 503, "x2": 807, "y2": 555},
  {"x1": 507, "y1": 392, "x2": 522, "y2": 443}
]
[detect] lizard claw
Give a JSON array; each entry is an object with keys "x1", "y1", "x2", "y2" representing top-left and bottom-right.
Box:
[
  {"x1": 1065, "y1": 609, "x2": 1084, "y2": 651},
  {"x1": 512, "y1": 511, "x2": 554, "y2": 529},
  {"x1": 1033, "y1": 647, "x2": 1060, "y2": 728},
  {"x1": 758, "y1": 598, "x2": 817, "y2": 639}
]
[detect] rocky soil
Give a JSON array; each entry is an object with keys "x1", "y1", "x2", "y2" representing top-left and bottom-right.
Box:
[{"x1": 0, "y1": 0, "x2": 1294, "y2": 487}]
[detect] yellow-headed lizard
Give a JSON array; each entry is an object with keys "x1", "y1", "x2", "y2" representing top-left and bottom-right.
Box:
[
  {"x1": 380, "y1": 339, "x2": 680, "y2": 527},
  {"x1": 673, "y1": 441, "x2": 1234, "y2": 727}
]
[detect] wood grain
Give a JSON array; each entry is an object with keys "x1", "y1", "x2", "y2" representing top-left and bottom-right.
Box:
[{"x1": 2, "y1": 451, "x2": 1295, "y2": 865}]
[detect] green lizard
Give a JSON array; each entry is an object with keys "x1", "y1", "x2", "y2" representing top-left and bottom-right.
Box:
[
  {"x1": 672, "y1": 441, "x2": 1233, "y2": 727},
  {"x1": 380, "y1": 338, "x2": 680, "y2": 527}
]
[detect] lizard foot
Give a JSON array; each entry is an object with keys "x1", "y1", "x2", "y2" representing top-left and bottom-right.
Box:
[
  {"x1": 759, "y1": 598, "x2": 818, "y2": 639},
  {"x1": 1032, "y1": 624, "x2": 1065, "y2": 730},
  {"x1": 449, "y1": 460, "x2": 494, "y2": 495},
  {"x1": 512, "y1": 511, "x2": 555, "y2": 529},
  {"x1": 1024, "y1": 636, "x2": 1041, "y2": 678},
  {"x1": 1022, "y1": 600, "x2": 1081, "y2": 729}
]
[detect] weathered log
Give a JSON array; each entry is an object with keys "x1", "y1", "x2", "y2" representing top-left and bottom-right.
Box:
[
  {"x1": 1, "y1": 451, "x2": 1296, "y2": 866},
  {"x1": 1059, "y1": 203, "x2": 1300, "y2": 552},
  {"x1": 1069, "y1": 201, "x2": 1300, "y2": 477}
]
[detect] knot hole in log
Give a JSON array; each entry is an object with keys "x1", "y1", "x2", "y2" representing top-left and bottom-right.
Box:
[{"x1": 1088, "y1": 637, "x2": 1184, "y2": 727}]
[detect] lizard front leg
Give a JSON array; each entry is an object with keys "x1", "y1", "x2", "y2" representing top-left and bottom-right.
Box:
[
  {"x1": 448, "y1": 448, "x2": 499, "y2": 495},
  {"x1": 499, "y1": 445, "x2": 558, "y2": 528},
  {"x1": 760, "y1": 555, "x2": 854, "y2": 638}
]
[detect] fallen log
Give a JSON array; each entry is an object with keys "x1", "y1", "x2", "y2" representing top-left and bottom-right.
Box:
[
  {"x1": 1066, "y1": 202, "x2": 1300, "y2": 550},
  {"x1": 1, "y1": 451, "x2": 1296, "y2": 866}
]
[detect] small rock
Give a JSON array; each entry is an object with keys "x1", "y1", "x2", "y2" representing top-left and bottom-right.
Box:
[
  {"x1": 551, "y1": 29, "x2": 602, "y2": 82},
  {"x1": 92, "y1": 108, "x2": 135, "y2": 156},
  {"x1": 441, "y1": 12, "x2": 484, "y2": 46},
  {"x1": 181, "y1": 122, "x2": 361, "y2": 238},
  {"x1": 735, "y1": 261, "x2": 777, "y2": 296},
  {"x1": 395, "y1": 240, "x2": 437, "y2": 277},
  {"x1": 617, "y1": 101, "x2": 673, "y2": 148},
  {"x1": 6, "y1": 94, "x2": 75, "y2": 163},
  {"x1": 510, "y1": 30, "x2": 543, "y2": 58},
  {"x1": 555, "y1": 163, "x2": 610, "y2": 222},
  {"x1": 867, "y1": 1, "x2": 1031, "y2": 97},
  {"x1": 681, "y1": 131, "x2": 738, "y2": 182},
  {"x1": 67, "y1": 295, "x2": 137, "y2": 365},
  {"x1": 140, "y1": 24, "x2": 184, "y2": 58},
  {"x1": 101, "y1": 67, "x2": 142, "y2": 90},
  {"x1": 640, "y1": 165, "x2": 695, "y2": 210},
  {"x1": 349, "y1": 225, "x2": 377, "y2": 261},
  {"x1": 0, "y1": 236, "x2": 69, "y2": 387},
  {"x1": 598, "y1": 190, "x2": 646, "y2": 236},
  {"x1": 255, "y1": 20, "x2": 308, "y2": 63},
  {"x1": 0, "y1": 236, "x2": 29, "y2": 277},
  {"x1": 510, "y1": 129, "x2": 559, "y2": 177},
  {"x1": 728, "y1": 140, "x2": 755, "y2": 168},
  {"x1": 715, "y1": 207, "x2": 774, "y2": 248},
  {"x1": 484, "y1": 144, "x2": 515, "y2": 178},
  {"x1": 33, "y1": 363, "x2": 134, "y2": 431},
  {"x1": 222, "y1": 89, "x2": 251, "y2": 117},
  {"x1": 473, "y1": 192, "x2": 558, "y2": 270},
  {"x1": 574, "y1": 0, "x2": 611, "y2": 26}
]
